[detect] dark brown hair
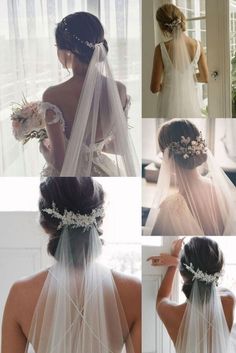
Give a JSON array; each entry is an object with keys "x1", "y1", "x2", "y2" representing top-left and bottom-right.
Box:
[
  {"x1": 158, "y1": 119, "x2": 207, "y2": 169},
  {"x1": 156, "y1": 4, "x2": 186, "y2": 35},
  {"x1": 39, "y1": 177, "x2": 105, "y2": 263},
  {"x1": 55, "y1": 12, "x2": 108, "y2": 64},
  {"x1": 179, "y1": 237, "x2": 224, "y2": 300}
]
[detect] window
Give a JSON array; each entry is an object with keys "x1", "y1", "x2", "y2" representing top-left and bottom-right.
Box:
[{"x1": 0, "y1": 0, "x2": 140, "y2": 175}]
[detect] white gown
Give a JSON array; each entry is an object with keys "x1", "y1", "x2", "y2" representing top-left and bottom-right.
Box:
[
  {"x1": 156, "y1": 40, "x2": 201, "y2": 118},
  {"x1": 39, "y1": 95, "x2": 131, "y2": 177}
]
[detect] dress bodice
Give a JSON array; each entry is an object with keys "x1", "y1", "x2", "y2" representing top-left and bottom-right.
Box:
[
  {"x1": 159, "y1": 40, "x2": 200, "y2": 86},
  {"x1": 39, "y1": 98, "x2": 130, "y2": 177}
]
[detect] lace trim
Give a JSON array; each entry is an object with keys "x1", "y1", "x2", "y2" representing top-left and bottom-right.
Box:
[{"x1": 40, "y1": 102, "x2": 65, "y2": 132}]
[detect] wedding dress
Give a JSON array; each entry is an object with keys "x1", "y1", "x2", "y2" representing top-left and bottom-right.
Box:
[
  {"x1": 40, "y1": 43, "x2": 138, "y2": 177},
  {"x1": 175, "y1": 280, "x2": 236, "y2": 353},
  {"x1": 144, "y1": 149, "x2": 236, "y2": 236},
  {"x1": 25, "y1": 217, "x2": 133, "y2": 353},
  {"x1": 156, "y1": 30, "x2": 202, "y2": 118}
]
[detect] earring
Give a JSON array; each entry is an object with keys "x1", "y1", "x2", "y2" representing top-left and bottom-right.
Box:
[{"x1": 66, "y1": 51, "x2": 71, "y2": 56}]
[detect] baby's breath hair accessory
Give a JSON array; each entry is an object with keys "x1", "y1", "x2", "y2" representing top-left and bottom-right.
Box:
[
  {"x1": 169, "y1": 132, "x2": 207, "y2": 160},
  {"x1": 184, "y1": 263, "x2": 221, "y2": 285},
  {"x1": 43, "y1": 202, "x2": 105, "y2": 231},
  {"x1": 165, "y1": 18, "x2": 182, "y2": 29},
  {"x1": 62, "y1": 17, "x2": 96, "y2": 49}
]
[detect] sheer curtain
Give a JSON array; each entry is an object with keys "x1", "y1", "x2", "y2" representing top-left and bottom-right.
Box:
[{"x1": 0, "y1": 0, "x2": 141, "y2": 176}]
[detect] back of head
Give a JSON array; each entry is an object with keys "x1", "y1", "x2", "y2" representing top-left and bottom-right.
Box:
[
  {"x1": 156, "y1": 4, "x2": 186, "y2": 35},
  {"x1": 158, "y1": 119, "x2": 207, "y2": 169},
  {"x1": 39, "y1": 177, "x2": 105, "y2": 265},
  {"x1": 55, "y1": 12, "x2": 108, "y2": 64},
  {"x1": 179, "y1": 237, "x2": 224, "y2": 301}
]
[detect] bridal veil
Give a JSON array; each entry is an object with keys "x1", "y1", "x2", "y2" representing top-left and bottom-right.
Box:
[
  {"x1": 25, "y1": 207, "x2": 133, "y2": 352},
  {"x1": 144, "y1": 147, "x2": 236, "y2": 236},
  {"x1": 60, "y1": 43, "x2": 139, "y2": 177}
]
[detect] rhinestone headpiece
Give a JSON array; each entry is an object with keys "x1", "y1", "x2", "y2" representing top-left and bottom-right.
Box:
[
  {"x1": 184, "y1": 263, "x2": 221, "y2": 285},
  {"x1": 168, "y1": 132, "x2": 207, "y2": 160},
  {"x1": 43, "y1": 202, "x2": 105, "y2": 231},
  {"x1": 62, "y1": 18, "x2": 96, "y2": 49},
  {"x1": 165, "y1": 18, "x2": 182, "y2": 29}
]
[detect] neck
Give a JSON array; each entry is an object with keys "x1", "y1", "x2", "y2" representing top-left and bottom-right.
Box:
[
  {"x1": 72, "y1": 59, "x2": 88, "y2": 78},
  {"x1": 176, "y1": 167, "x2": 201, "y2": 192}
]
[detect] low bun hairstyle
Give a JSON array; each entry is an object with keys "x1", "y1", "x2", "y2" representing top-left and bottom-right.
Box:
[
  {"x1": 156, "y1": 4, "x2": 186, "y2": 35},
  {"x1": 39, "y1": 177, "x2": 105, "y2": 264},
  {"x1": 158, "y1": 119, "x2": 207, "y2": 170},
  {"x1": 179, "y1": 237, "x2": 224, "y2": 301},
  {"x1": 55, "y1": 12, "x2": 108, "y2": 64}
]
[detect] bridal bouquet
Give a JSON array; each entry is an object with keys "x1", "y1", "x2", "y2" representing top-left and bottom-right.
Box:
[{"x1": 11, "y1": 98, "x2": 47, "y2": 145}]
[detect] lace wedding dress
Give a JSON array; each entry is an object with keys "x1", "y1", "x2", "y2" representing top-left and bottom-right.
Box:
[
  {"x1": 157, "y1": 32, "x2": 201, "y2": 118},
  {"x1": 39, "y1": 95, "x2": 131, "y2": 177}
]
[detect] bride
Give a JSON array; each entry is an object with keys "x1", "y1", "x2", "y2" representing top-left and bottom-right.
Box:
[
  {"x1": 39, "y1": 12, "x2": 138, "y2": 177},
  {"x1": 1, "y1": 177, "x2": 141, "y2": 353},
  {"x1": 148, "y1": 237, "x2": 236, "y2": 353},
  {"x1": 150, "y1": 4, "x2": 208, "y2": 118},
  {"x1": 144, "y1": 119, "x2": 236, "y2": 236}
]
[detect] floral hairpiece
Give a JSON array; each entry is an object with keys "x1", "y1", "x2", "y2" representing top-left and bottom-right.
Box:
[
  {"x1": 165, "y1": 18, "x2": 182, "y2": 29},
  {"x1": 169, "y1": 132, "x2": 207, "y2": 160},
  {"x1": 43, "y1": 202, "x2": 105, "y2": 231},
  {"x1": 62, "y1": 18, "x2": 95, "y2": 49},
  {"x1": 184, "y1": 263, "x2": 221, "y2": 285}
]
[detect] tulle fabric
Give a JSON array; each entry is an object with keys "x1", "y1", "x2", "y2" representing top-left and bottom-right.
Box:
[
  {"x1": 157, "y1": 28, "x2": 201, "y2": 119},
  {"x1": 60, "y1": 43, "x2": 139, "y2": 177},
  {"x1": 25, "y1": 226, "x2": 133, "y2": 353},
  {"x1": 143, "y1": 148, "x2": 236, "y2": 235},
  {"x1": 175, "y1": 280, "x2": 233, "y2": 353}
]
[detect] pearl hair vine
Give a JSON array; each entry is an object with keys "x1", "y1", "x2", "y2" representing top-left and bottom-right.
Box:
[
  {"x1": 168, "y1": 132, "x2": 207, "y2": 160},
  {"x1": 43, "y1": 202, "x2": 105, "y2": 231},
  {"x1": 62, "y1": 18, "x2": 96, "y2": 49},
  {"x1": 184, "y1": 263, "x2": 221, "y2": 285}
]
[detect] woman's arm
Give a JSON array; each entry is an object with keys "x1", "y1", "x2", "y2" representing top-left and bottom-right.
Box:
[
  {"x1": 196, "y1": 44, "x2": 209, "y2": 83},
  {"x1": 1, "y1": 284, "x2": 27, "y2": 353},
  {"x1": 40, "y1": 88, "x2": 66, "y2": 172},
  {"x1": 147, "y1": 238, "x2": 184, "y2": 312},
  {"x1": 150, "y1": 45, "x2": 164, "y2": 93}
]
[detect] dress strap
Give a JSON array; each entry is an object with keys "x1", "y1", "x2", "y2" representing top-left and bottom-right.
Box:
[{"x1": 40, "y1": 102, "x2": 65, "y2": 131}]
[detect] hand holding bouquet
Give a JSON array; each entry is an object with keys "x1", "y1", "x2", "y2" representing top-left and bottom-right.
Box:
[{"x1": 11, "y1": 98, "x2": 47, "y2": 145}]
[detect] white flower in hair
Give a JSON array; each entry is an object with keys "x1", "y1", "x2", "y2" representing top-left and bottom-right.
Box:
[
  {"x1": 184, "y1": 262, "x2": 221, "y2": 285},
  {"x1": 169, "y1": 132, "x2": 207, "y2": 159},
  {"x1": 43, "y1": 202, "x2": 105, "y2": 231}
]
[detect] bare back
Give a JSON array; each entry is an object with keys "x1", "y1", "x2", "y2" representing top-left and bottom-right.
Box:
[
  {"x1": 2, "y1": 268, "x2": 141, "y2": 353},
  {"x1": 158, "y1": 291, "x2": 235, "y2": 345}
]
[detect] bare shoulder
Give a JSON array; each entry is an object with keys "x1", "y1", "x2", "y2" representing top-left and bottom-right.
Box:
[
  {"x1": 112, "y1": 270, "x2": 141, "y2": 293},
  {"x1": 8, "y1": 270, "x2": 48, "y2": 302},
  {"x1": 157, "y1": 298, "x2": 185, "y2": 326},
  {"x1": 42, "y1": 81, "x2": 69, "y2": 104},
  {"x1": 220, "y1": 288, "x2": 236, "y2": 305}
]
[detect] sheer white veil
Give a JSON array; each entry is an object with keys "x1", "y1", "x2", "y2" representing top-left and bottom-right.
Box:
[
  {"x1": 143, "y1": 146, "x2": 236, "y2": 236},
  {"x1": 60, "y1": 43, "x2": 139, "y2": 177},
  {"x1": 159, "y1": 24, "x2": 201, "y2": 118},
  {"x1": 176, "y1": 279, "x2": 232, "y2": 353},
  {"x1": 25, "y1": 211, "x2": 133, "y2": 352}
]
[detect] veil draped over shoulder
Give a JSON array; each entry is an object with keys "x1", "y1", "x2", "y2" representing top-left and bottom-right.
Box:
[
  {"x1": 60, "y1": 43, "x2": 139, "y2": 177},
  {"x1": 25, "y1": 224, "x2": 133, "y2": 352},
  {"x1": 144, "y1": 148, "x2": 236, "y2": 236},
  {"x1": 175, "y1": 279, "x2": 235, "y2": 353}
]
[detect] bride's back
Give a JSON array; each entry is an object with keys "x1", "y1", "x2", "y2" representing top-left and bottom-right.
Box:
[
  {"x1": 43, "y1": 76, "x2": 127, "y2": 141},
  {"x1": 158, "y1": 290, "x2": 235, "y2": 346},
  {"x1": 164, "y1": 34, "x2": 199, "y2": 64},
  {"x1": 5, "y1": 268, "x2": 140, "y2": 352}
]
